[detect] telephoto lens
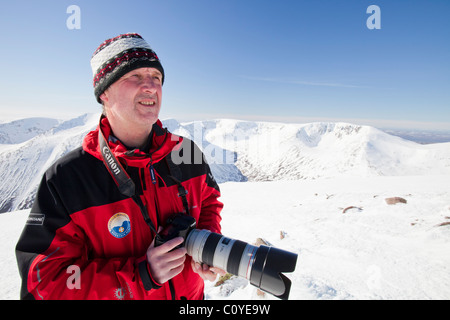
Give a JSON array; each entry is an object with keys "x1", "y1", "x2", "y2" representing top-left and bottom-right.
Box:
[{"x1": 185, "y1": 229, "x2": 298, "y2": 300}]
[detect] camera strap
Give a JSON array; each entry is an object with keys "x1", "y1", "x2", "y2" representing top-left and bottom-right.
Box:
[
  {"x1": 170, "y1": 175, "x2": 190, "y2": 216},
  {"x1": 165, "y1": 157, "x2": 191, "y2": 216},
  {"x1": 98, "y1": 124, "x2": 158, "y2": 235}
]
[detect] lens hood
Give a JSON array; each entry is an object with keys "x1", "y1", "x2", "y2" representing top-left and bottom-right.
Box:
[{"x1": 249, "y1": 245, "x2": 298, "y2": 300}]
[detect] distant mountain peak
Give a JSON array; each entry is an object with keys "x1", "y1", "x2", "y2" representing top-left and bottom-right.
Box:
[{"x1": 1, "y1": 115, "x2": 449, "y2": 213}]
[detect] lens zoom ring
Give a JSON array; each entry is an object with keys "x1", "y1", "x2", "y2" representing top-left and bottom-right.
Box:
[
  {"x1": 201, "y1": 232, "x2": 222, "y2": 267},
  {"x1": 226, "y1": 240, "x2": 247, "y2": 275}
]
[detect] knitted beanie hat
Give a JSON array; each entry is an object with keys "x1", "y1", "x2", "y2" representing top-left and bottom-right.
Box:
[{"x1": 90, "y1": 33, "x2": 164, "y2": 103}]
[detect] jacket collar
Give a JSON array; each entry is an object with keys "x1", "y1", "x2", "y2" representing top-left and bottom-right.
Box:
[{"x1": 83, "y1": 115, "x2": 182, "y2": 168}]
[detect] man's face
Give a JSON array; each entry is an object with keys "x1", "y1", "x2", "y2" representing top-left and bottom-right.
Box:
[{"x1": 100, "y1": 67, "x2": 163, "y2": 131}]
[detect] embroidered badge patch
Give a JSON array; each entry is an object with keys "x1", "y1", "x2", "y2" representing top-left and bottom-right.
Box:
[{"x1": 108, "y1": 213, "x2": 131, "y2": 238}]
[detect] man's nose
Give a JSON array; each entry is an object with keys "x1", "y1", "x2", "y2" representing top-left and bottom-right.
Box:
[{"x1": 140, "y1": 76, "x2": 158, "y2": 92}]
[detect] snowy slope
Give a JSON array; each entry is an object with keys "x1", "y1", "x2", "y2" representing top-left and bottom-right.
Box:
[
  {"x1": 207, "y1": 176, "x2": 450, "y2": 300},
  {"x1": 1, "y1": 113, "x2": 450, "y2": 300},
  {"x1": 167, "y1": 119, "x2": 450, "y2": 180},
  {"x1": 2, "y1": 175, "x2": 450, "y2": 300},
  {"x1": 1, "y1": 114, "x2": 450, "y2": 213},
  {"x1": 0, "y1": 117, "x2": 60, "y2": 144},
  {"x1": 0, "y1": 114, "x2": 99, "y2": 213}
]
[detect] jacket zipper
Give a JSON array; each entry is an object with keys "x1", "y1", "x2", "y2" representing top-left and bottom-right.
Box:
[
  {"x1": 133, "y1": 130, "x2": 177, "y2": 300},
  {"x1": 149, "y1": 155, "x2": 157, "y2": 185}
]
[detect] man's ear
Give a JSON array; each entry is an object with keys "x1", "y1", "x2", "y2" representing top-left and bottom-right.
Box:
[{"x1": 99, "y1": 92, "x2": 108, "y2": 104}]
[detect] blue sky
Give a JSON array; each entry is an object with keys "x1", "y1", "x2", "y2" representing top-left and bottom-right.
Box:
[{"x1": 0, "y1": 0, "x2": 449, "y2": 130}]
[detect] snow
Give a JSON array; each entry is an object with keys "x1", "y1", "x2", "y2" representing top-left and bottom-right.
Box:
[
  {"x1": 3, "y1": 175, "x2": 450, "y2": 300},
  {"x1": 204, "y1": 176, "x2": 450, "y2": 300},
  {"x1": 0, "y1": 113, "x2": 99, "y2": 212},
  {"x1": 1, "y1": 209, "x2": 29, "y2": 300},
  {"x1": 1, "y1": 113, "x2": 450, "y2": 300},
  {"x1": 0, "y1": 117, "x2": 60, "y2": 144},
  {"x1": 2, "y1": 114, "x2": 450, "y2": 213},
  {"x1": 167, "y1": 120, "x2": 450, "y2": 181}
]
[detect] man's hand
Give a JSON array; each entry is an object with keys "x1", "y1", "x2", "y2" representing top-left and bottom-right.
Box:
[
  {"x1": 146, "y1": 236, "x2": 187, "y2": 284},
  {"x1": 191, "y1": 260, "x2": 227, "y2": 282}
]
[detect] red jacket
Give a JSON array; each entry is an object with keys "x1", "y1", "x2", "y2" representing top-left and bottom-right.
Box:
[{"x1": 15, "y1": 117, "x2": 223, "y2": 300}]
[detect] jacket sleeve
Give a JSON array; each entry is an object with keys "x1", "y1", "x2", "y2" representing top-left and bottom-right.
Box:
[{"x1": 15, "y1": 172, "x2": 158, "y2": 300}]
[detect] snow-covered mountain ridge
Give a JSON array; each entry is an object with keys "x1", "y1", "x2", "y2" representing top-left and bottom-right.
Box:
[
  {"x1": 166, "y1": 118, "x2": 450, "y2": 181},
  {"x1": 1, "y1": 113, "x2": 449, "y2": 213}
]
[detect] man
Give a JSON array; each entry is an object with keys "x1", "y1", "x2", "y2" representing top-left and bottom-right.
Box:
[{"x1": 15, "y1": 33, "x2": 224, "y2": 300}]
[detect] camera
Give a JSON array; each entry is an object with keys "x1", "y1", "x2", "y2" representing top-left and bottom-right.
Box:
[{"x1": 154, "y1": 213, "x2": 298, "y2": 300}]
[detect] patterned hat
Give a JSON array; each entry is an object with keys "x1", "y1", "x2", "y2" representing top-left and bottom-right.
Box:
[{"x1": 90, "y1": 33, "x2": 164, "y2": 103}]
